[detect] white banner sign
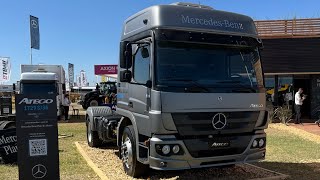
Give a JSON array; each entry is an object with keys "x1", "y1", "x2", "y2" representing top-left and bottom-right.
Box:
[
  {"x1": 68, "y1": 63, "x2": 74, "y2": 88},
  {"x1": 80, "y1": 71, "x2": 87, "y2": 87},
  {"x1": 0, "y1": 57, "x2": 11, "y2": 82}
]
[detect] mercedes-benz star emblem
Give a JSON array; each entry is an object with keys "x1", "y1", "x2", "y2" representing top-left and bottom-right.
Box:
[
  {"x1": 212, "y1": 113, "x2": 227, "y2": 130},
  {"x1": 31, "y1": 20, "x2": 38, "y2": 28},
  {"x1": 32, "y1": 164, "x2": 47, "y2": 179},
  {"x1": 218, "y1": 96, "x2": 223, "y2": 101}
]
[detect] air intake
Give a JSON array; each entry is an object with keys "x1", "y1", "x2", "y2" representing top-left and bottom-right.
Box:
[{"x1": 171, "y1": 2, "x2": 213, "y2": 10}]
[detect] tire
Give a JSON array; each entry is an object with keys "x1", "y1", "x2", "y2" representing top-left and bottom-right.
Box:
[
  {"x1": 0, "y1": 121, "x2": 15, "y2": 130},
  {"x1": 120, "y1": 125, "x2": 148, "y2": 177},
  {"x1": 86, "y1": 98, "x2": 99, "y2": 108},
  {"x1": 86, "y1": 120, "x2": 102, "y2": 147}
]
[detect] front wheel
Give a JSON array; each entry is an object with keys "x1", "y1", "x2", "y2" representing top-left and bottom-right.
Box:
[{"x1": 121, "y1": 125, "x2": 148, "y2": 177}]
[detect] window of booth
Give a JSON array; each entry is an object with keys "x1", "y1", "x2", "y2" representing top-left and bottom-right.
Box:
[{"x1": 278, "y1": 76, "x2": 293, "y2": 107}]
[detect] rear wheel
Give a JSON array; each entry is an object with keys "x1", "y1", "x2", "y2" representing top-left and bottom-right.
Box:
[
  {"x1": 86, "y1": 119, "x2": 102, "y2": 147},
  {"x1": 86, "y1": 98, "x2": 99, "y2": 109},
  {"x1": 121, "y1": 125, "x2": 148, "y2": 177},
  {"x1": 89, "y1": 99, "x2": 99, "y2": 106}
]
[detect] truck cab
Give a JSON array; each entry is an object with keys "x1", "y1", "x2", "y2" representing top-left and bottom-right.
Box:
[
  {"x1": 20, "y1": 72, "x2": 60, "y2": 117},
  {"x1": 86, "y1": 2, "x2": 268, "y2": 177}
]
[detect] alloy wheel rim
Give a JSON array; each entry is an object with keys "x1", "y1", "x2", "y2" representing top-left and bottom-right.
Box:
[
  {"x1": 88, "y1": 124, "x2": 92, "y2": 143},
  {"x1": 121, "y1": 135, "x2": 133, "y2": 169}
]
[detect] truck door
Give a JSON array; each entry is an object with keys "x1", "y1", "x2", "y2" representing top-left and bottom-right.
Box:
[{"x1": 128, "y1": 44, "x2": 151, "y2": 135}]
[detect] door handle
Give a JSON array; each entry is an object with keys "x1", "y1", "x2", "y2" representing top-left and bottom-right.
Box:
[{"x1": 128, "y1": 102, "x2": 133, "y2": 108}]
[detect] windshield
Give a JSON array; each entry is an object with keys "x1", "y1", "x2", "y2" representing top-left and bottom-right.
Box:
[
  {"x1": 21, "y1": 83, "x2": 57, "y2": 95},
  {"x1": 155, "y1": 41, "x2": 264, "y2": 93},
  {"x1": 99, "y1": 83, "x2": 116, "y2": 93}
]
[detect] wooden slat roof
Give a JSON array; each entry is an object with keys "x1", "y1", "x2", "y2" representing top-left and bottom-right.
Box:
[{"x1": 254, "y1": 18, "x2": 320, "y2": 39}]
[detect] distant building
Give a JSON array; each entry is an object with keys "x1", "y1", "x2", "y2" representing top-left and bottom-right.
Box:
[
  {"x1": 70, "y1": 86, "x2": 95, "y2": 94},
  {"x1": 255, "y1": 18, "x2": 320, "y2": 119}
]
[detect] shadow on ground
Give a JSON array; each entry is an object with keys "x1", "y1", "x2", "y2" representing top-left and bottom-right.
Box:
[
  {"x1": 253, "y1": 161, "x2": 320, "y2": 180},
  {"x1": 58, "y1": 115, "x2": 85, "y2": 123}
]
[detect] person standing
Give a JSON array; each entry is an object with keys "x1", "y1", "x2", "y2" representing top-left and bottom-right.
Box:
[
  {"x1": 294, "y1": 88, "x2": 306, "y2": 124},
  {"x1": 96, "y1": 83, "x2": 100, "y2": 91},
  {"x1": 63, "y1": 94, "x2": 71, "y2": 121}
]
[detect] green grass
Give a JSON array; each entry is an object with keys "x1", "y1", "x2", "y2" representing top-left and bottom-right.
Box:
[
  {"x1": 58, "y1": 123, "x2": 99, "y2": 179},
  {"x1": 0, "y1": 164, "x2": 18, "y2": 179},
  {"x1": 254, "y1": 127, "x2": 320, "y2": 180},
  {"x1": 0, "y1": 123, "x2": 99, "y2": 180}
]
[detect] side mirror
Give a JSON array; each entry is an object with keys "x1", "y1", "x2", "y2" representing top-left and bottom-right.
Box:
[
  {"x1": 146, "y1": 80, "x2": 152, "y2": 88},
  {"x1": 120, "y1": 70, "x2": 132, "y2": 82},
  {"x1": 120, "y1": 41, "x2": 132, "y2": 68},
  {"x1": 141, "y1": 47, "x2": 149, "y2": 58},
  {"x1": 257, "y1": 39, "x2": 264, "y2": 49}
]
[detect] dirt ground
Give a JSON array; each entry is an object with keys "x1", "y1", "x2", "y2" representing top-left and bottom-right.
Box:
[
  {"x1": 78, "y1": 141, "x2": 284, "y2": 180},
  {"x1": 291, "y1": 123, "x2": 320, "y2": 136}
]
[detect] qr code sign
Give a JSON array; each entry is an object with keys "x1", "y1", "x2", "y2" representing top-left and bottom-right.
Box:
[{"x1": 29, "y1": 139, "x2": 47, "y2": 156}]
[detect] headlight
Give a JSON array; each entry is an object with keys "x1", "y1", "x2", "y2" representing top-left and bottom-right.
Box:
[
  {"x1": 162, "y1": 145, "x2": 170, "y2": 155},
  {"x1": 259, "y1": 139, "x2": 265, "y2": 147},
  {"x1": 252, "y1": 140, "x2": 258, "y2": 148},
  {"x1": 172, "y1": 145, "x2": 180, "y2": 154}
]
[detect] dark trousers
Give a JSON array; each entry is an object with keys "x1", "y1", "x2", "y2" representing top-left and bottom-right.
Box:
[
  {"x1": 64, "y1": 106, "x2": 69, "y2": 120},
  {"x1": 295, "y1": 105, "x2": 302, "y2": 123}
]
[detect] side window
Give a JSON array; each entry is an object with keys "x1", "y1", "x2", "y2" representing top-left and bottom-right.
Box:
[{"x1": 133, "y1": 46, "x2": 150, "y2": 83}]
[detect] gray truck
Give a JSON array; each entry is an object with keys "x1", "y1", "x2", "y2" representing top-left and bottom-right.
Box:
[{"x1": 86, "y1": 2, "x2": 268, "y2": 177}]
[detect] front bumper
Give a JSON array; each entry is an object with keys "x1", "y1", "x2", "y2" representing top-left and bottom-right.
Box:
[{"x1": 148, "y1": 133, "x2": 266, "y2": 170}]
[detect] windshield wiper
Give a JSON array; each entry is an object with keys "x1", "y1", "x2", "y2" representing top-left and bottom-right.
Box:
[
  {"x1": 163, "y1": 78, "x2": 210, "y2": 93},
  {"x1": 239, "y1": 51, "x2": 253, "y2": 87}
]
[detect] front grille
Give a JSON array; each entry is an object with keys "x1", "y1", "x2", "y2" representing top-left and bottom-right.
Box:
[
  {"x1": 171, "y1": 112, "x2": 258, "y2": 158},
  {"x1": 172, "y1": 112, "x2": 259, "y2": 136}
]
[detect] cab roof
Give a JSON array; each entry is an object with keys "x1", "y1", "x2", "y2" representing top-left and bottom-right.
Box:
[
  {"x1": 121, "y1": 3, "x2": 258, "y2": 40},
  {"x1": 20, "y1": 72, "x2": 57, "y2": 81}
]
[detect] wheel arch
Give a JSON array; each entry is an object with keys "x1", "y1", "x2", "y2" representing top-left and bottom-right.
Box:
[
  {"x1": 116, "y1": 109, "x2": 141, "y2": 158},
  {"x1": 117, "y1": 108, "x2": 149, "y2": 165}
]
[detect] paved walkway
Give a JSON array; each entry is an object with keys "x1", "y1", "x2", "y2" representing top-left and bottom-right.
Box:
[{"x1": 287, "y1": 122, "x2": 320, "y2": 136}]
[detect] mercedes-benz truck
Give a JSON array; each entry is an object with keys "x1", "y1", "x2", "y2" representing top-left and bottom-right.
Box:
[
  {"x1": 86, "y1": 2, "x2": 268, "y2": 177},
  {"x1": 20, "y1": 65, "x2": 66, "y2": 119}
]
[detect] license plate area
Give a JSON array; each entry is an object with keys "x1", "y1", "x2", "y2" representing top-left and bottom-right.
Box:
[{"x1": 208, "y1": 137, "x2": 230, "y2": 149}]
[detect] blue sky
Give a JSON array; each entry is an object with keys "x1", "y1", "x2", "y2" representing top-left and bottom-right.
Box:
[{"x1": 1, "y1": 0, "x2": 320, "y2": 85}]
